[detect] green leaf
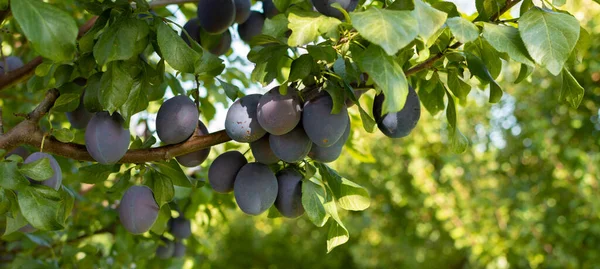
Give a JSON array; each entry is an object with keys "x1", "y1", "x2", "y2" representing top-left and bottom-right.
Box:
[
  {"x1": 418, "y1": 75, "x2": 446, "y2": 116},
  {"x1": 553, "y1": 0, "x2": 566, "y2": 6},
  {"x1": 0, "y1": 162, "x2": 30, "y2": 190},
  {"x1": 322, "y1": 185, "x2": 348, "y2": 253},
  {"x1": 150, "y1": 203, "x2": 171, "y2": 235},
  {"x1": 342, "y1": 82, "x2": 375, "y2": 133},
  {"x1": 514, "y1": 63, "x2": 534, "y2": 84},
  {"x1": 272, "y1": 0, "x2": 290, "y2": 13},
  {"x1": 78, "y1": 164, "x2": 117, "y2": 184},
  {"x1": 357, "y1": 45, "x2": 408, "y2": 115},
  {"x1": 445, "y1": 89, "x2": 469, "y2": 153},
  {"x1": 153, "y1": 160, "x2": 192, "y2": 187},
  {"x1": 287, "y1": 9, "x2": 341, "y2": 47},
  {"x1": 307, "y1": 45, "x2": 337, "y2": 63},
  {"x1": 316, "y1": 163, "x2": 370, "y2": 211},
  {"x1": 289, "y1": 54, "x2": 314, "y2": 82},
  {"x1": 144, "y1": 170, "x2": 174, "y2": 207},
  {"x1": 518, "y1": 8, "x2": 580, "y2": 75},
  {"x1": 446, "y1": 17, "x2": 479, "y2": 43},
  {"x1": 93, "y1": 17, "x2": 149, "y2": 66},
  {"x1": 0, "y1": 189, "x2": 11, "y2": 215},
  {"x1": 157, "y1": 22, "x2": 201, "y2": 73},
  {"x1": 10, "y1": 0, "x2": 77, "y2": 62},
  {"x1": 560, "y1": 68, "x2": 584, "y2": 108},
  {"x1": 465, "y1": 53, "x2": 502, "y2": 103},
  {"x1": 84, "y1": 73, "x2": 104, "y2": 113},
  {"x1": 53, "y1": 128, "x2": 75, "y2": 143},
  {"x1": 195, "y1": 48, "x2": 225, "y2": 76},
  {"x1": 301, "y1": 178, "x2": 329, "y2": 227},
  {"x1": 52, "y1": 93, "x2": 80, "y2": 113},
  {"x1": 58, "y1": 186, "x2": 74, "y2": 223},
  {"x1": 120, "y1": 76, "x2": 150, "y2": 124},
  {"x1": 482, "y1": 23, "x2": 534, "y2": 66},
  {"x1": 263, "y1": 14, "x2": 290, "y2": 38},
  {"x1": 100, "y1": 61, "x2": 135, "y2": 114},
  {"x1": 350, "y1": 8, "x2": 418, "y2": 55},
  {"x1": 413, "y1": 0, "x2": 447, "y2": 42},
  {"x1": 18, "y1": 185, "x2": 64, "y2": 230},
  {"x1": 18, "y1": 157, "x2": 52, "y2": 181},
  {"x1": 218, "y1": 79, "x2": 241, "y2": 101},
  {"x1": 475, "y1": 0, "x2": 504, "y2": 21},
  {"x1": 4, "y1": 191, "x2": 27, "y2": 236},
  {"x1": 447, "y1": 69, "x2": 472, "y2": 101}
]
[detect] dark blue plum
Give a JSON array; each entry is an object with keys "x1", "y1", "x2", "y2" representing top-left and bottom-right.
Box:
[
  {"x1": 308, "y1": 117, "x2": 350, "y2": 163},
  {"x1": 169, "y1": 216, "x2": 191, "y2": 239},
  {"x1": 302, "y1": 94, "x2": 349, "y2": 147},
  {"x1": 233, "y1": 163, "x2": 278, "y2": 215},
  {"x1": 269, "y1": 126, "x2": 312, "y2": 163},
  {"x1": 275, "y1": 168, "x2": 304, "y2": 218},
  {"x1": 250, "y1": 135, "x2": 280, "y2": 165},
  {"x1": 208, "y1": 151, "x2": 248, "y2": 193},
  {"x1": 234, "y1": 0, "x2": 252, "y2": 23},
  {"x1": 0, "y1": 56, "x2": 24, "y2": 75},
  {"x1": 176, "y1": 121, "x2": 211, "y2": 167},
  {"x1": 66, "y1": 93, "x2": 93, "y2": 129},
  {"x1": 24, "y1": 152, "x2": 62, "y2": 190},
  {"x1": 257, "y1": 87, "x2": 302, "y2": 135},
  {"x1": 5, "y1": 146, "x2": 29, "y2": 160},
  {"x1": 85, "y1": 112, "x2": 130, "y2": 164},
  {"x1": 156, "y1": 96, "x2": 199, "y2": 145},
  {"x1": 181, "y1": 18, "x2": 201, "y2": 45},
  {"x1": 311, "y1": 0, "x2": 359, "y2": 19},
  {"x1": 373, "y1": 86, "x2": 421, "y2": 138},
  {"x1": 173, "y1": 241, "x2": 186, "y2": 258},
  {"x1": 156, "y1": 238, "x2": 175, "y2": 259},
  {"x1": 118, "y1": 185, "x2": 160, "y2": 234},
  {"x1": 182, "y1": 19, "x2": 232, "y2": 55},
  {"x1": 197, "y1": 0, "x2": 236, "y2": 34},
  {"x1": 237, "y1": 11, "x2": 265, "y2": 43},
  {"x1": 225, "y1": 94, "x2": 266, "y2": 143},
  {"x1": 262, "y1": 0, "x2": 279, "y2": 18}
]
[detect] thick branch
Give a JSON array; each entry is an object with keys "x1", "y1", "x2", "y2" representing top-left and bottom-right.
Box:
[{"x1": 149, "y1": 0, "x2": 196, "y2": 6}]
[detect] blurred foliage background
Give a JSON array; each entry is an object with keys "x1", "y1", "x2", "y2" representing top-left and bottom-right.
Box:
[{"x1": 1, "y1": 0, "x2": 599, "y2": 268}]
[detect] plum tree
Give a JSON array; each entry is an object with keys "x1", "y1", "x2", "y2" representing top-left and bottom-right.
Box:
[
  {"x1": 208, "y1": 151, "x2": 248, "y2": 193},
  {"x1": 176, "y1": 121, "x2": 211, "y2": 167},
  {"x1": 155, "y1": 238, "x2": 175, "y2": 259},
  {"x1": 197, "y1": 0, "x2": 236, "y2": 34},
  {"x1": 262, "y1": 0, "x2": 279, "y2": 18},
  {"x1": 85, "y1": 112, "x2": 130, "y2": 164},
  {"x1": 225, "y1": 94, "x2": 266, "y2": 142},
  {"x1": 169, "y1": 216, "x2": 192, "y2": 239},
  {"x1": 311, "y1": 0, "x2": 359, "y2": 19},
  {"x1": 302, "y1": 93, "x2": 349, "y2": 147},
  {"x1": 373, "y1": 87, "x2": 421, "y2": 138},
  {"x1": 233, "y1": 162, "x2": 278, "y2": 215},
  {"x1": 269, "y1": 126, "x2": 312, "y2": 163},
  {"x1": 274, "y1": 168, "x2": 304, "y2": 218},
  {"x1": 234, "y1": 0, "x2": 251, "y2": 24},
  {"x1": 156, "y1": 95, "x2": 199, "y2": 145},
  {"x1": 250, "y1": 135, "x2": 280, "y2": 165},
  {"x1": 172, "y1": 241, "x2": 186, "y2": 258},
  {"x1": 308, "y1": 117, "x2": 350, "y2": 163},
  {"x1": 66, "y1": 93, "x2": 93, "y2": 129},
  {"x1": 257, "y1": 87, "x2": 302, "y2": 135},
  {"x1": 237, "y1": 11, "x2": 265, "y2": 43},
  {"x1": 0, "y1": 56, "x2": 24, "y2": 75},
  {"x1": 23, "y1": 152, "x2": 62, "y2": 190},
  {"x1": 118, "y1": 185, "x2": 160, "y2": 234}
]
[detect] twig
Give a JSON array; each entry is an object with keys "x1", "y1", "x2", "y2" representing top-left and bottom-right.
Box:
[{"x1": 0, "y1": 107, "x2": 4, "y2": 135}]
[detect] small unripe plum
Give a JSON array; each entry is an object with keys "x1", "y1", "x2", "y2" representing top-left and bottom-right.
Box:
[
  {"x1": 156, "y1": 238, "x2": 175, "y2": 259},
  {"x1": 169, "y1": 216, "x2": 192, "y2": 239},
  {"x1": 275, "y1": 168, "x2": 304, "y2": 218},
  {"x1": 197, "y1": 0, "x2": 236, "y2": 34},
  {"x1": 372, "y1": 87, "x2": 421, "y2": 138},
  {"x1": 225, "y1": 94, "x2": 266, "y2": 143},
  {"x1": 250, "y1": 135, "x2": 280, "y2": 165},
  {"x1": 311, "y1": 0, "x2": 359, "y2": 19},
  {"x1": 234, "y1": 0, "x2": 252, "y2": 23},
  {"x1": 24, "y1": 152, "x2": 62, "y2": 190},
  {"x1": 269, "y1": 126, "x2": 312, "y2": 163},
  {"x1": 156, "y1": 96, "x2": 199, "y2": 145},
  {"x1": 118, "y1": 185, "x2": 160, "y2": 234},
  {"x1": 208, "y1": 151, "x2": 248, "y2": 193},
  {"x1": 302, "y1": 93, "x2": 349, "y2": 147},
  {"x1": 257, "y1": 87, "x2": 302, "y2": 135},
  {"x1": 66, "y1": 93, "x2": 93, "y2": 129},
  {"x1": 262, "y1": 0, "x2": 279, "y2": 18},
  {"x1": 234, "y1": 163, "x2": 278, "y2": 215},
  {"x1": 0, "y1": 56, "x2": 24, "y2": 75},
  {"x1": 237, "y1": 11, "x2": 265, "y2": 43},
  {"x1": 173, "y1": 241, "x2": 186, "y2": 258},
  {"x1": 308, "y1": 117, "x2": 350, "y2": 163},
  {"x1": 176, "y1": 121, "x2": 211, "y2": 167},
  {"x1": 85, "y1": 112, "x2": 130, "y2": 164}
]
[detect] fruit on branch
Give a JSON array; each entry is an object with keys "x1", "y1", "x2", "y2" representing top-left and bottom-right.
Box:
[
  {"x1": 237, "y1": 11, "x2": 265, "y2": 43},
  {"x1": 274, "y1": 168, "x2": 304, "y2": 218},
  {"x1": 156, "y1": 96, "x2": 199, "y2": 145},
  {"x1": 23, "y1": 152, "x2": 62, "y2": 190},
  {"x1": 85, "y1": 112, "x2": 130, "y2": 165},
  {"x1": 181, "y1": 19, "x2": 232, "y2": 56},
  {"x1": 169, "y1": 216, "x2": 192, "y2": 239},
  {"x1": 308, "y1": 116, "x2": 350, "y2": 163},
  {"x1": 197, "y1": 0, "x2": 236, "y2": 34},
  {"x1": 0, "y1": 56, "x2": 24, "y2": 75},
  {"x1": 373, "y1": 87, "x2": 421, "y2": 138},
  {"x1": 175, "y1": 121, "x2": 211, "y2": 167},
  {"x1": 118, "y1": 185, "x2": 160, "y2": 234},
  {"x1": 209, "y1": 30, "x2": 232, "y2": 56},
  {"x1": 250, "y1": 135, "x2": 280, "y2": 165},
  {"x1": 262, "y1": 0, "x2": 279, "y2": 18},
  {"x1": 225, "y1": 94, "x2": 267, "y2": 142},
  {"x1": 302, "y1": 93, "x2": 349, "y2": 147},
  {"x1": 311, "y1": 0, "x2": 358, "y2": 19},
  {"x1": 155, "y1": 237, "x2": 175, "y2": 259},
  {"x1": 233, "y1": 162, "x2": 278, "y2": 215},
  {"x1": 173, "y1": 241, "x2": 186, "y2": 258},
  {"x1": 257, "y1": 87, "x2": 302, "y2": 135},
  {"x1": 269, "y1": 125, "x2": 312, "y2": 163},
  {"x1": 66, "y1": 93, "x2": 93, "y2": 129},
  {"x1": 233, "y1": 0, "x2": 251, "y2": 23},
  {"x1": 5, "y1": 147, "x2": 29, "y2": 160},
  {"x1": 208, "y1": 151, "x2": 247, "y2": 193}
]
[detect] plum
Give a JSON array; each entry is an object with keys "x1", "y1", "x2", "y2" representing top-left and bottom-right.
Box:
[
  {"x1": 257, "y1": 87, "x2": 302, "y2": 135},
  {"x1": 118, "y1": 185, "x2": 160, "y2": 234},
  {"x1": 85, "y1": 112, "x2": 130, "y2": 164},
  {"x1": 225, "y1": 94, "x2": 266, "y2": 142},
  {"x1": 208, "y1": 151, "x2": 247, "y2": 193},
  {"x1": 156, "y1": 96, "x2": 199, "y2": 145},
  {"x1": 233, "y1": 162, "x2": 278, "y2": 215},
  {"x1": 372, "y1": 86, "x2": 421, "y2": 138},
  {"x1": 176, "y1": 121, "x2": 211, "y2": 167},
  {"x1": 23, "y1": 152, "x2": 62, "y2": 190}
]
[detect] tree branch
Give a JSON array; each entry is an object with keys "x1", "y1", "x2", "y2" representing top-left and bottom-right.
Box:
[{"x1": 149, "y1": 0, "x2": 196, "y2": 6}]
